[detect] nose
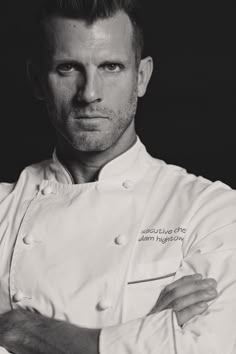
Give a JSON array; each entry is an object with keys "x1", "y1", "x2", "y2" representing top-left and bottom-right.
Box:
[{"x1": 76, "y1": 70, "x2": 103, "y2": 104}]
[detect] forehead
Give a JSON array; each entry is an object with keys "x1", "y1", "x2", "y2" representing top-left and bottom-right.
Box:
[{"x1": 42, "y1": 11, "x2": 135, "y2": 61}]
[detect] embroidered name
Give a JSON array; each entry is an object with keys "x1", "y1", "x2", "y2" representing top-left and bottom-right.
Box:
[{"x1": 138, "y1": 227, "x2": 186, "y2": 244}]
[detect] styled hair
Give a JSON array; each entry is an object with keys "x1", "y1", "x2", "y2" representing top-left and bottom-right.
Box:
[{"x1": 32, "y1": 0, "x2": 144, "y2": 67}]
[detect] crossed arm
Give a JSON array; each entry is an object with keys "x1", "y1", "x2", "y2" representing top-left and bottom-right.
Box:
[{"x1": 0, "y1": 274, "x2": 217, "y2": 354}]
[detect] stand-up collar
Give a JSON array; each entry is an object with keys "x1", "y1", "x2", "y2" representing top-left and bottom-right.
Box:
[{"x1": 50, "y1": 136, "x2": 151, "y2": 185}]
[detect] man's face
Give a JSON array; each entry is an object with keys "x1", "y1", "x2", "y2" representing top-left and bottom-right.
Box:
[{"x1": 39, "y1": 12, "x2": 145, "y2": 152}]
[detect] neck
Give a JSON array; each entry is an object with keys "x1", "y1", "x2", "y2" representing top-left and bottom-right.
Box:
[{"x1": 56, "y1": 130, "x2": 137, "y2": 184}]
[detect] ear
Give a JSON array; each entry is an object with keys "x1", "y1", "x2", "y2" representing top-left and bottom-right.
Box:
[
  {"x1": 26, "y1": 60, "x2": 45, "y2": 101},
  {"x1": 137, "y1": 56, "x2": 153, "y2": 98}
]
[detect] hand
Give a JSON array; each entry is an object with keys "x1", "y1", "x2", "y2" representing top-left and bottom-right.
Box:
[
  {"x1": 0, "y1": 309, "x2": 100, "y2": 354},
  {"x1": 149, "y1": 274, "x2": 218, "y2": 326}
]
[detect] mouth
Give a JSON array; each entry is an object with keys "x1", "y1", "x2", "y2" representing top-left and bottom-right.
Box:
[
  {"x1": 75, "y1": 115, "x2": 108, "y2": 119},
  {"x1": 73, "y1": 116, "x2": 108, "y2": 131}
]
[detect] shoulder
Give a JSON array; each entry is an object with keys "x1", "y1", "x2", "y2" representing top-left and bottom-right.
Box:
[
  {"x1": 144, "y1": 153, "x2": 236, "y2": 253},
  {"x1": 145, "y1": 151, "x2": 233, "y2": 198},
  {"x1": 143, "y1": 150, "x2": 236, "y2": 224},
  {"x1": 0, "y1": 158, "x2": 52, "y2": 203}
]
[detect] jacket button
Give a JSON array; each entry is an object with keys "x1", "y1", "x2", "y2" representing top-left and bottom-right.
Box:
[
  {"x1": 122, "y1": 180, "x2": 134, "y2": 189},
  {"x1": 115, "y1": 234, "x2": 128, "y2": 246},
  {"x1": 42, "y1": 186, "x2": 53, "y2": 196},
  {"x1": 13, "y1": 290, "x2": 26, "y2": 303},
  {"x1": 97, "y1": 299, "x2": 111, "y2": 311},
  {"x1": 23, "y1": 235, "x2": 34, "y2": 245}
]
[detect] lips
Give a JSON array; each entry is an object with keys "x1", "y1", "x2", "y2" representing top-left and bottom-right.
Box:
[
  {"x1": 72, "y1": 112, "x2": 108, "y2": 118},
  {"x1": 76, "y1": 116, "x2": 106, "y2": 119},
  {"x1": 73, "y1": 115, "x2": 107, "y2": 131}
]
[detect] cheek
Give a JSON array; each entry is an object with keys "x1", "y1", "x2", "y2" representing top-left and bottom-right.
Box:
[
  {"x1": 45, "y1": 75, "x2": 76, "y2": 108},
  {"x1": 105, "y1": 76, "x2": 137, "y2": 107}
]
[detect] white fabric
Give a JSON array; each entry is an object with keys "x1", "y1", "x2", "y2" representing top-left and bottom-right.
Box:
[
  {"x1": 0, "y1": 137, "x2": 236, "y2": 353},
  {"x1": 0, "y1": 349, "x2": 11, "y2": 354}
]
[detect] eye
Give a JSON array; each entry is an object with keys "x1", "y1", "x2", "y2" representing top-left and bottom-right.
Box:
[
  {"x1": 56, "y1": 63, "x2": 76, "y2": 75},
  {"x1": 101, "y1": 63, "x2": 123, "y2": 73}
]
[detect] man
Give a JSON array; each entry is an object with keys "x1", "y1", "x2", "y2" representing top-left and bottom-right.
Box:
[{"x1": 0, "y1": 0, "x2": 235, "y2": 353}]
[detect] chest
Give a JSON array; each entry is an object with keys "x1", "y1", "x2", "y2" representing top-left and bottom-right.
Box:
[{"x1": 5, "y1": 181, "x2": 187, "y2": 326}]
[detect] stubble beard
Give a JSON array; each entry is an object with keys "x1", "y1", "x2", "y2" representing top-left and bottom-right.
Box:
[{"x1": 58, "y1": 89, "x2": 139, "y2": 153}]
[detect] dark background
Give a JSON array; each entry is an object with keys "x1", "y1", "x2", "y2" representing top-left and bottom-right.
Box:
[{"x1": 0, "y1": 1, "x2": 235, "y2": 186}]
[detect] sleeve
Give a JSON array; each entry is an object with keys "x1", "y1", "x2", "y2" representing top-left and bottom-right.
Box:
[
  {"x1": 0, "y1": 184, "x2": 18, "y2": 354},
  {"x1": 0, "y1": 182, "x2": 15, "y2": 224},
  {"x1": 0, "y1": 347, "x2": 11, "y2": 354},
  {"x1": 99, "y1": 221, "x2": 236, "y2": 353}
]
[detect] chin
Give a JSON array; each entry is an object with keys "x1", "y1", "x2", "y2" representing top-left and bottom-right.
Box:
[
  {"x1": 73, "y1": 144, "x2": 107, "y2": 153},
  {"x1": 70, "y1": 136, "x2": 113, "y2": 153}
]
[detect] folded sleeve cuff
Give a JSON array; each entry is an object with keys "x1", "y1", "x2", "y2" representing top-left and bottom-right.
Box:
[{"x1": 99, "y1": 309, "x2": 176, "y2": 354}]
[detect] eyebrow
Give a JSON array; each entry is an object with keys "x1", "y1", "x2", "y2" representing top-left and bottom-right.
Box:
[{"x1": 51, "y1": 56, "x2": 131, "y2": 65}]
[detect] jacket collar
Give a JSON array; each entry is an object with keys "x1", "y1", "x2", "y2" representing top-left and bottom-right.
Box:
[{"x1": 50, "y1": 136, "x2": 150, "y2": 185}]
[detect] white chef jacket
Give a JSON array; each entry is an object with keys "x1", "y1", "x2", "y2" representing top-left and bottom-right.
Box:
[{"x1": 0, "y1": 137, "x2": 236, "y2": 354}]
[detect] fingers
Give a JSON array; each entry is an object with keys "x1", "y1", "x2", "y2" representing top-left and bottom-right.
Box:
[
  {"x1": 166, "y1": 288, "x2": 218, "y2": 312},
  {"x1": 157, "y1": 277, "x2": 217, "y2": 312},
  {"x1": 164, "y1": 273, "x2": 203, "y2": 293},
  {"x1": 151, "y1": 274, "x2": 203, "y2": 313},
  {"x1": 176, "y1": 302, "x2": 209, "y2": 327}
]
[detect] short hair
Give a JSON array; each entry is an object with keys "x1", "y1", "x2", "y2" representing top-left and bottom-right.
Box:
[{"x1": 31, "y1": 0, "x2": 145, "y2": 67}]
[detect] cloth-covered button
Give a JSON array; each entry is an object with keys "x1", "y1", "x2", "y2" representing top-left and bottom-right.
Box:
[
  {"x1": 122, "y1": 180, "x2": 134, "y2": 189},
  {"x1": 115, "y1": 234, "x2": 128, "y2": 246},
  {"x1": 13, "y1": 290, "x2": 26, "y2": 303},
  {"x1": 97, "y1": 299, "x2": 111, "y2": 311},
  {"x1": 23, "y1": 235, "x2": 34, "y2": 245},
  {"x1": 42, "y1": 186, "x2": 53, "y2": 196}
]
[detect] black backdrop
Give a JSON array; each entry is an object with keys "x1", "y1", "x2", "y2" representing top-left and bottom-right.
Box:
[{"x1": 0, "y1": 1, "x2": 234, "y2": 187}]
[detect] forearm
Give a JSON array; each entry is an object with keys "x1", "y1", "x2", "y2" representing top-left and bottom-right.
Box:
[
  {"x1": 101, "y1": 248, "x2": 236, "y2": 353},
  {"x1": 0, "y1": 310, "x2": 100, "y2": 354}
]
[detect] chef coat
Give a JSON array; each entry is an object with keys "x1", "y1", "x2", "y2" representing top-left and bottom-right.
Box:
[{"x1": 0, "y1": 137, "x2": 236, "y2": 354}]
